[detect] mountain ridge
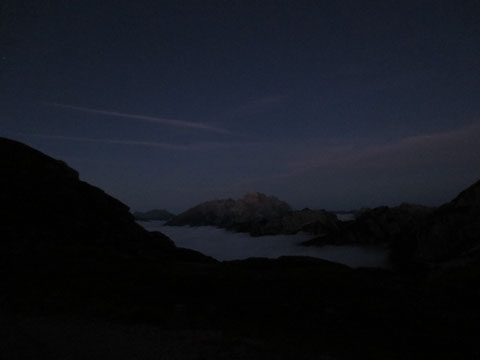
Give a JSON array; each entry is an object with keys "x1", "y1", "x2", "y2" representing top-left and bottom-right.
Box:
[{"x1": 166, "y1": 192, "x2": 339, "y2": 236}]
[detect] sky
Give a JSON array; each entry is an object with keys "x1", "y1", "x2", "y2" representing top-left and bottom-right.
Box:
[{"x1": 1, "y1": 0, "x2": 480, "y2": 212}]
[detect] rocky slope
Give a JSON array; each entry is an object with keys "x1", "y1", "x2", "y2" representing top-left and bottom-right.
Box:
[
  {"x1": 0, "y1": 137, "x2": 213, "y2": 269},
  {"x1": 133, "y1": 209, "x2": 175, "y2": 221},
  {"x1": 413, "y1": 179, "x2": 480, "y2": 263},
  {"x1": 167, "y1": 193, "x2": 339, "y2": 236}
]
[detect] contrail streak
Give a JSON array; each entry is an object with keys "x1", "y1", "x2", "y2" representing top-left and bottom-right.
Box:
[
  {"x1": 47, "y1": 103, "x2": 232, "y2": 134},
  {"x1": 16, "y1": 133, "x2": 190, "y2": 150}
]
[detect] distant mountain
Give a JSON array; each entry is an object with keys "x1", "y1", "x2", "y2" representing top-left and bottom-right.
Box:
[
  {"x1": 133, "y1": 209, "x2": 175, "y2": 221},
  {"x1": 167, "y1": 192, "x2": 339, "y2": 236},
  {"x1": 167, "y1": 192, "x2": 292, "y2": 227}
]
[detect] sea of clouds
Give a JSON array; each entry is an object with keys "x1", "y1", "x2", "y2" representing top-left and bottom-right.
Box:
[{"x1": 138, "y1": 221, "x2": 389, "y2": 268}]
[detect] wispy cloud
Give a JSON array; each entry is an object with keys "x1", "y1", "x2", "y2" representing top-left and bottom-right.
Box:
[
  {"x1": 46, "y1": 103, "x2": 232, "y2": 134},
  {"x1": 219, "y1": 122, "x2": 480, "y2": 191},
  {"x1": 290, "y1": 122, "x2": 480, "y2": 172}
]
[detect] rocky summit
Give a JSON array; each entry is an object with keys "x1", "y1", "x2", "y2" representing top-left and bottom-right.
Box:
[{"x1": 167, "y1": 192, "x2": 292, "y2": 226}]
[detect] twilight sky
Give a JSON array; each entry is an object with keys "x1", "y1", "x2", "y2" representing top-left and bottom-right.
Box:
[{"x1": 2, "y1": 0, "x2": 480, "y2": 212}]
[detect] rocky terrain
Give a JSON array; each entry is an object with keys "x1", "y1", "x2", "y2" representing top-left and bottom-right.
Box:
[
  {"x1": 413, "y1": 179, "x2": 480, "y2": 263},
  {"x1": 302, "y1": 203, "x2": 434, "y2": 247},
  {"x1": 2, "y1": 136, "x2": 480, "y2": 359},
  {"x1": 303, "y1": 182, "x2": 480, "y2": 270},
  {"x1": 133, "y1": 209, "x2": 175, "y2": 221},
  {"x1": 167, "y1": 193, "x2": 339, "y2": 236}
]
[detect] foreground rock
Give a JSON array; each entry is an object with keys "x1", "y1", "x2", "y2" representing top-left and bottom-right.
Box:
[
  {"x1": 133, "y1": 209, "x2": 175, "y2": 221},
  {"x1": 167, "y1": 193, "x2": 339, "y2": 236}
]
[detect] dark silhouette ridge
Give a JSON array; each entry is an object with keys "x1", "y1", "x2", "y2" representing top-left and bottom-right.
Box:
[
  {"x1": 0, "y1": 137, "x2": 214, "y2": 268},
  {"x1": 2, "y1": 136, "x2": 480, "y2": 359}
]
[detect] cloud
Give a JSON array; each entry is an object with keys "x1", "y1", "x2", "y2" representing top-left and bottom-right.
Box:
[
  {"x1": 290, "y1": 122, "x2": 480, "y2": 172},
  {"x1": 46, "y1": 103, "x2": 233, "y2": 134},
  {"x1": 218, "y1": 122, "x2": 480, "y2": 195}
]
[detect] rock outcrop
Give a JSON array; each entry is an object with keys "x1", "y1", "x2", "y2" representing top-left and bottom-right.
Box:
[{"x1": 133, "y1": 209, "x2": 175, "y2": 221}]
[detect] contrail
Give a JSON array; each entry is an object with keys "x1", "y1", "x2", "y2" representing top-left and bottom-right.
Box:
[
  {"x1": 17, "y1": 133, "x2": 190, "y2": 150},
  {"x1": 46, "y1": 103, "x2": 232, "y2": 134}
]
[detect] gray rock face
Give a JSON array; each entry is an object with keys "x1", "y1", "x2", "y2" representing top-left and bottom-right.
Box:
[{"x1": 167, "y1": 194, "x2": 339, "y2": 236}]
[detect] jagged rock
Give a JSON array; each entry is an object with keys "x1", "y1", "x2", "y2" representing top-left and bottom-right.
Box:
[{"x1": 133, "y1": 209, "x2": 175, "y2": 221}]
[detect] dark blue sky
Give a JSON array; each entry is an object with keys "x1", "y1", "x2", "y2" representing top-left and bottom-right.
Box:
[{"x1": 2, "y1": 0, "x2": 480, "y2": 212}]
